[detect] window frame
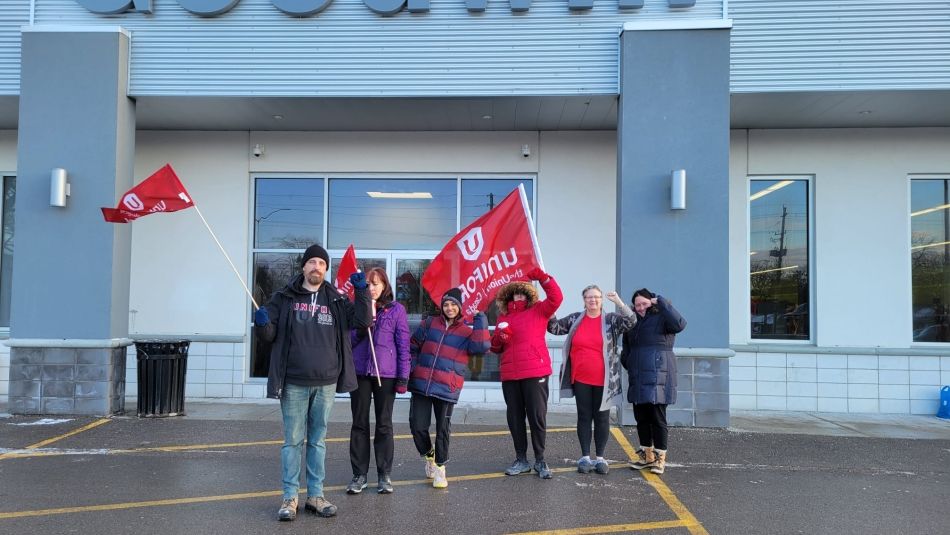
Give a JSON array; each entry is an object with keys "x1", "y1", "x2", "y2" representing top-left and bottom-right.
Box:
[
  {"x1": 0, "y1": 173, "x2": 13, "y2": 334},
  {"x1": 246, "y1": 173, "x2": 537, "y2": 382},
  {"x1": 746, "y1": 174, "x2": 815, "y2": 344},
  {"x1": 908, "y1": 174, "x2": 950, "y2": 346}
]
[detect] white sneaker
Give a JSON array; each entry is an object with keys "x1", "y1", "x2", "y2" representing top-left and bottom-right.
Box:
[
  {"x1": 432, "y1": 464, "x2": 448, "y2": 488},
  {"x1": 424, "y1": 453, "x2": 437, "y2": 479}
]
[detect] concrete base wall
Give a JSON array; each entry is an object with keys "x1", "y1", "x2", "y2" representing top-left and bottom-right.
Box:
[{"x1": 8, "y1": 346, "x2": 127, "y2": 415}]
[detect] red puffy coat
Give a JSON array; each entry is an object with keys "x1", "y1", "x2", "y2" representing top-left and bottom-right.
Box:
[{"x1": 493, "y1": 276, "x2": 563, "y2": 381}]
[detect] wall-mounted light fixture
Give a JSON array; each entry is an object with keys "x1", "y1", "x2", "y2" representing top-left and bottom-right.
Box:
[
  {"x1": 671, "y1": 169, "x2": 686, "y2": 210},
  {"x1": 50, "y1": 168, "x2": 70, "y2": 207}
]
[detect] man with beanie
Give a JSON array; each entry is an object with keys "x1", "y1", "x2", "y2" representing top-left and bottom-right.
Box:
[
  {"x1": 254, "y1": 243, "x2": 372, "y2": 521},
  {"x1": 407, "y1": 288, "x2": 489, "y2": 488}
]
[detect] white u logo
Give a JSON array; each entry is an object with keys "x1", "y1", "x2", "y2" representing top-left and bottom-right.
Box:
[
  {"x1": 123, "y1": 193, "x2": 144, "y2": 211},
  {"x1": 457, "y1": 227, "x2": 484, "y2": 261}
]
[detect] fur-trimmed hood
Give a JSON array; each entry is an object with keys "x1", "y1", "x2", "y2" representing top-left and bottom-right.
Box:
[{"x1": 495, "y1": 281, "x2": 539, "y2": 313}]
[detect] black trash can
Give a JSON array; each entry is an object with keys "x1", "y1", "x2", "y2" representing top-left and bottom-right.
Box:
[{"x1": 136, "y1": 340, "x2": 190, "y2": 417}]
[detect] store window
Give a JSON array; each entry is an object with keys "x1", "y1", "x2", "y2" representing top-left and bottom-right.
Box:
[
  {"x1": 749, "y1": 178, "x2": 810, "y2": 340},
  {"x1": 911, "y1": 177, "x2": 950, "y2": 342},
  {"x1": 0, "y1": 175, "x2": 14, "y2": 328},
  {"x1": 250, "y1": 176, "x2": 534, "y2": 381}
]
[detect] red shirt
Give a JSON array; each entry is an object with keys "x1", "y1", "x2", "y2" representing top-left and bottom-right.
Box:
[{"x1": 570, "y1": 314, "x2": 604, "y2": 386}]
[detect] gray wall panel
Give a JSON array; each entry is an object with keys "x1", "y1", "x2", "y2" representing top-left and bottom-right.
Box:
[
  {"x1": 18, "y1": 0, "x2": 723, "y2": 96},
  {"x1": 617, "y1": 27, "x2": 730, "y2": 348},
  {"x1": 13, "y1": 30, "x2": 134, "y2": 339}
]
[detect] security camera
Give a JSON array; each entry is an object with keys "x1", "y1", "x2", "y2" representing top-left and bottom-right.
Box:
[
  {"x1": 252, "y1": 144, "x2": 263, "y2": 158},
  {"x1": 521, "y1": 144, "x2": 530, "y2": 158}
]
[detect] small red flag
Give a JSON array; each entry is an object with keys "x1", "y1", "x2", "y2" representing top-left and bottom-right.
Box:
[
  {"x1": 101, "y1": 164, "x2": 194, "y2": 223},
  {"x1": 334, "y1": 244, "x2": 359, "y2": 299},
  {"x1": 422, "y1": 184, "x2": 542, "y2": 320}
]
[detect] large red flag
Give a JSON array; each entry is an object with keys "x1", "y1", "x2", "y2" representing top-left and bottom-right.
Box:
[
  {"x1": 422, "y1": 184, "x2": 542, "y2": 320},
  {"x1": 101, "y1": 164, "x2": 194, "y2": 223},
  {"x1": 334, "y1": 244, "x2": 359, "y2": 299}
]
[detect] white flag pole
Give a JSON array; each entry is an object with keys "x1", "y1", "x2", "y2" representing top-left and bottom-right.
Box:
[
  {"x1": 191, "y1": 202, "x2": 260, "y2": 310},
  {"x1": 367, "y1": 298, "x2": 382, "y2": 386},
  {"x1": 518, "y1": 183, "x2": 545, "y2": 271}
]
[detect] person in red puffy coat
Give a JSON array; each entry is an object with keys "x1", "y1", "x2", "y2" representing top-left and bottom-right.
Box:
[{"x1": 490, "y1": 267, "x2": 563, "y2": 479}]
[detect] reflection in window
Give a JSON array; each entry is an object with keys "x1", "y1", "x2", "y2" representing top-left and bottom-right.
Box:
[
  {"x1": 911, "y1": 178, "x2": 950, "y2": 342},
  {"x1": 461, "y1": 179, "x2": 534, "y2": 228},
  {"x1": 749, "y1": 179, "x2": 810, "y2": 340},
  {"x1": 255, "y1": 178, "x2": 323, "y2": 249},
  {"x1": 250, "y1": 252, "x2": 302, "y2": 378},
  {"x1": 0, "y1": 176, "x2": 14, "y2": 327},
  {"x1": 328, "y1": 179, "x2": 456, "y2": 249}
]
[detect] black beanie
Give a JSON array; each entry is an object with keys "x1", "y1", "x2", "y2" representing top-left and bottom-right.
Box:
[
  {"x1": 441, "y1": 288, "x2": 463, "y2": 308},
  {"x1": 300, "y1": 244, "x2": 330, "y2": 268}
]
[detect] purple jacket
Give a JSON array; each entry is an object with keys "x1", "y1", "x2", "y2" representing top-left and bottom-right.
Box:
[{"x1": 350, "y1": 301, "x2": 411, "y2": 380}]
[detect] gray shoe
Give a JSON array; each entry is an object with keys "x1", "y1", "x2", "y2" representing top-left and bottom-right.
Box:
[
  {"x1": 304, "y1": 496, "x2": 337, "y2": 517},
  {"x1": 594, "y1": 459, "x2": 609, "y2": 475},
  {"x1": 577, "y1": 457, "x2": 593, "y2": 474},
  {"x1": 277, "y1": 497, "x2": 297, "y2": 521},
  {"x1": 534, "y1": 460, "x2": 552, "y2": 479},
  {"x1": 377, "y1": 475, "x2": 394, "y2": 494},
  {"x1": 505, "y1": 458, "x2": 532, "y2": 476},
  {"x1": 346, "y1": 474, "x2": 368, "y2": 494}
]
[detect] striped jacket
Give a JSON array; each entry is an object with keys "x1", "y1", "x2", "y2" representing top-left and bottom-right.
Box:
[{"x1": 408, "y1": 313, "x2": 489, "y2": 404}]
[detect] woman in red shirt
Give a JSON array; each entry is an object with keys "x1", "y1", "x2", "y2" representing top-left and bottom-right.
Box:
[{"x1": 548, "y1": 285, "x2": 636, "y2": 474}]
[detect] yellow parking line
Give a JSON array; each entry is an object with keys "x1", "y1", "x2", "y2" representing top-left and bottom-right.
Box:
[
  {"x1": 610, "y1": 428, "x2": 709, "y2": 535},
  {"x1": 507, "y1": 519, "x2": 689, "y2": 534},
  {"x1": 0, "y1": 418, "x2": 111, "y2": 461},
  {"x1": 0, "y1": 427, "x2": 576, "y2": 460},
  {"x1": 0, "y1": 464, "x2": 602, "y2": 520}
]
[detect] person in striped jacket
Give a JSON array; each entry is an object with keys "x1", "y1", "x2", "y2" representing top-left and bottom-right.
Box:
[{"x1": 407, "y1": 288, "x2": 489, "y2": 488}]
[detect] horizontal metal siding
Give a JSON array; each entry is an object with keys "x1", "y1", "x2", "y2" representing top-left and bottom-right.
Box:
[
  {"x1": 25, "y1": 0, "x2": 722, "y2": 96},
  {"x1": 0, "y1": 1, "x2": 29, "y2": 95},
  {"x1": 730, "y1": 0, "x2": 950, "y2": 92}
]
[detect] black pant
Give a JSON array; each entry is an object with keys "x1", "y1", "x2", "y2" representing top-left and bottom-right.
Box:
[
  {"x1": 633, "y1": 403, "x2": 669, "y2": 451},
  {"x1": 408, "y1": 393, "x2": 454, "y2": 465},
  {"x1": 574, "y1": 382, "x2": 609, "y2": 458},
  {"x1": 502, "y1": 376, "x2": 549, "y2": 461},
  {"x1": 349, "y1": 376, "x2": 396, "y2": 477}
]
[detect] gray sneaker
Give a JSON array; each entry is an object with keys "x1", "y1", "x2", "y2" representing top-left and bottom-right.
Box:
[
  {"x1": 346, "y1": 474, "x2": 368, "y2": 495},
  {"x1": 304, "y1": 496, "x2": 337, "y2": 517},
  {"x1": 504, "y1": 458, "x2": 532, "y2": 476},
  {"x1": 594, "y1": 459, "x2": 609, "y2": 475},
  {"x1": 277, "y1": 497, "x2": 297, "y2": 521},
  {"x1": 577, "y1": 457, "x2": 593, "y2": 474},
  {"x1": 534, "y1": 460, "x2": 553, "y2": 479},
  {"x1": 377, "y1": 475, "x2": 394, "y2": 494}
]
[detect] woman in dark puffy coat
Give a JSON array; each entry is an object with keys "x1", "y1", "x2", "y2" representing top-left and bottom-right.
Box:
[{"x1": 621, "y1": 288, "x2": 686, "y2": 476}]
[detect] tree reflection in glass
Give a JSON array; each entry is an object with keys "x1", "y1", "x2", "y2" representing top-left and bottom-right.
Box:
[
  {"x1": 749, "y1": 179, "x2": 809, "y2": 340},
  {"x1": 911, "y1": 179, "x2": 950, "y2": 342}
]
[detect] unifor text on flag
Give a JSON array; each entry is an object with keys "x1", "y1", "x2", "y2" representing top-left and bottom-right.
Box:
[
  {"x1": 101, "y1": 164, "x2": 194, "y2": 223},
  {"x1": 422, "y1": 184, "x2": 542, "y2": 320}
]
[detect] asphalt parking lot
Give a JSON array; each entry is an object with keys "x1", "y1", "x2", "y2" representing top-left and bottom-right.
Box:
[{"x1": 1, "y1": 405, "x2": 948, "y2": 535}]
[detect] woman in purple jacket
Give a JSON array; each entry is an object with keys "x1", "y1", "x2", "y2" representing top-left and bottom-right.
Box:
[{"x1": 346, "y1": 268, "x2": 411, "y2": 495}]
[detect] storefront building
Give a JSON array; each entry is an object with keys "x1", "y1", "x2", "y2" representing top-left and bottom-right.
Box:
[{"x1": 1, "y1": 1, "x2": 948, "y2": 421}]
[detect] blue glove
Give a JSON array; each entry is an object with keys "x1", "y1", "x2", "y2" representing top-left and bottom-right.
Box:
[
  {"x1": 254, "y1": 307, "x2": 270, "y2": 327},
  {"x1": 349, "y1": 271, "x2": 367, "y2": 290}
]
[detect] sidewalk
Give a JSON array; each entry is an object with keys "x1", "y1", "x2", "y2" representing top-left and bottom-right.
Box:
[
  {"x1": 3, "y1": 398, "x2": 949, "y2": 439},
  {"x1": 122, "y1": 398, "x2": 950, "y2": 440}
]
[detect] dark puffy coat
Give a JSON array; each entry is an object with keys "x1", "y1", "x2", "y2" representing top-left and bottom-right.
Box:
[
  {"x1": 350, "y1": 301, "x2": 411, "y2": 380},
  {"x1": 408, "y1": 313, "x2": 489, "y2": 404},
  {"x1": 621, "y1": 295, "x2": 686, "y2": 405},
  {"x1": 257, "y1": 274, "x2": 372, "y2": 399}
]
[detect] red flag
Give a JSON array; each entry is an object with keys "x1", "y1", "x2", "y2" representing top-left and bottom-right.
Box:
[
  {"x1": 422, "y1": 184, "x2": 542, "y2": 320},
  {"x1": 101, "y1": 164, "x2": 194, "y2": 223},
  {"x1": 334, "y1": 244, "x2": 359, "y2": 299}
]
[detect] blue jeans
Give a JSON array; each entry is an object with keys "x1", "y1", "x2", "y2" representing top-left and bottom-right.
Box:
[{"x1": 280, "y1": 382, "x2": 336, "y2": 500}]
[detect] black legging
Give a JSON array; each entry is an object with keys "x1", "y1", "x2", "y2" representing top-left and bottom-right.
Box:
[
  {"x1": 502, "y1": 377, "x2": 549, "y2": 461},
  {"x1": 633, "y1": 403, "x2": 668, "y2": 450},
  {"x1": 573, "y1": 382, "x2": 610, "y2": 457}
]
